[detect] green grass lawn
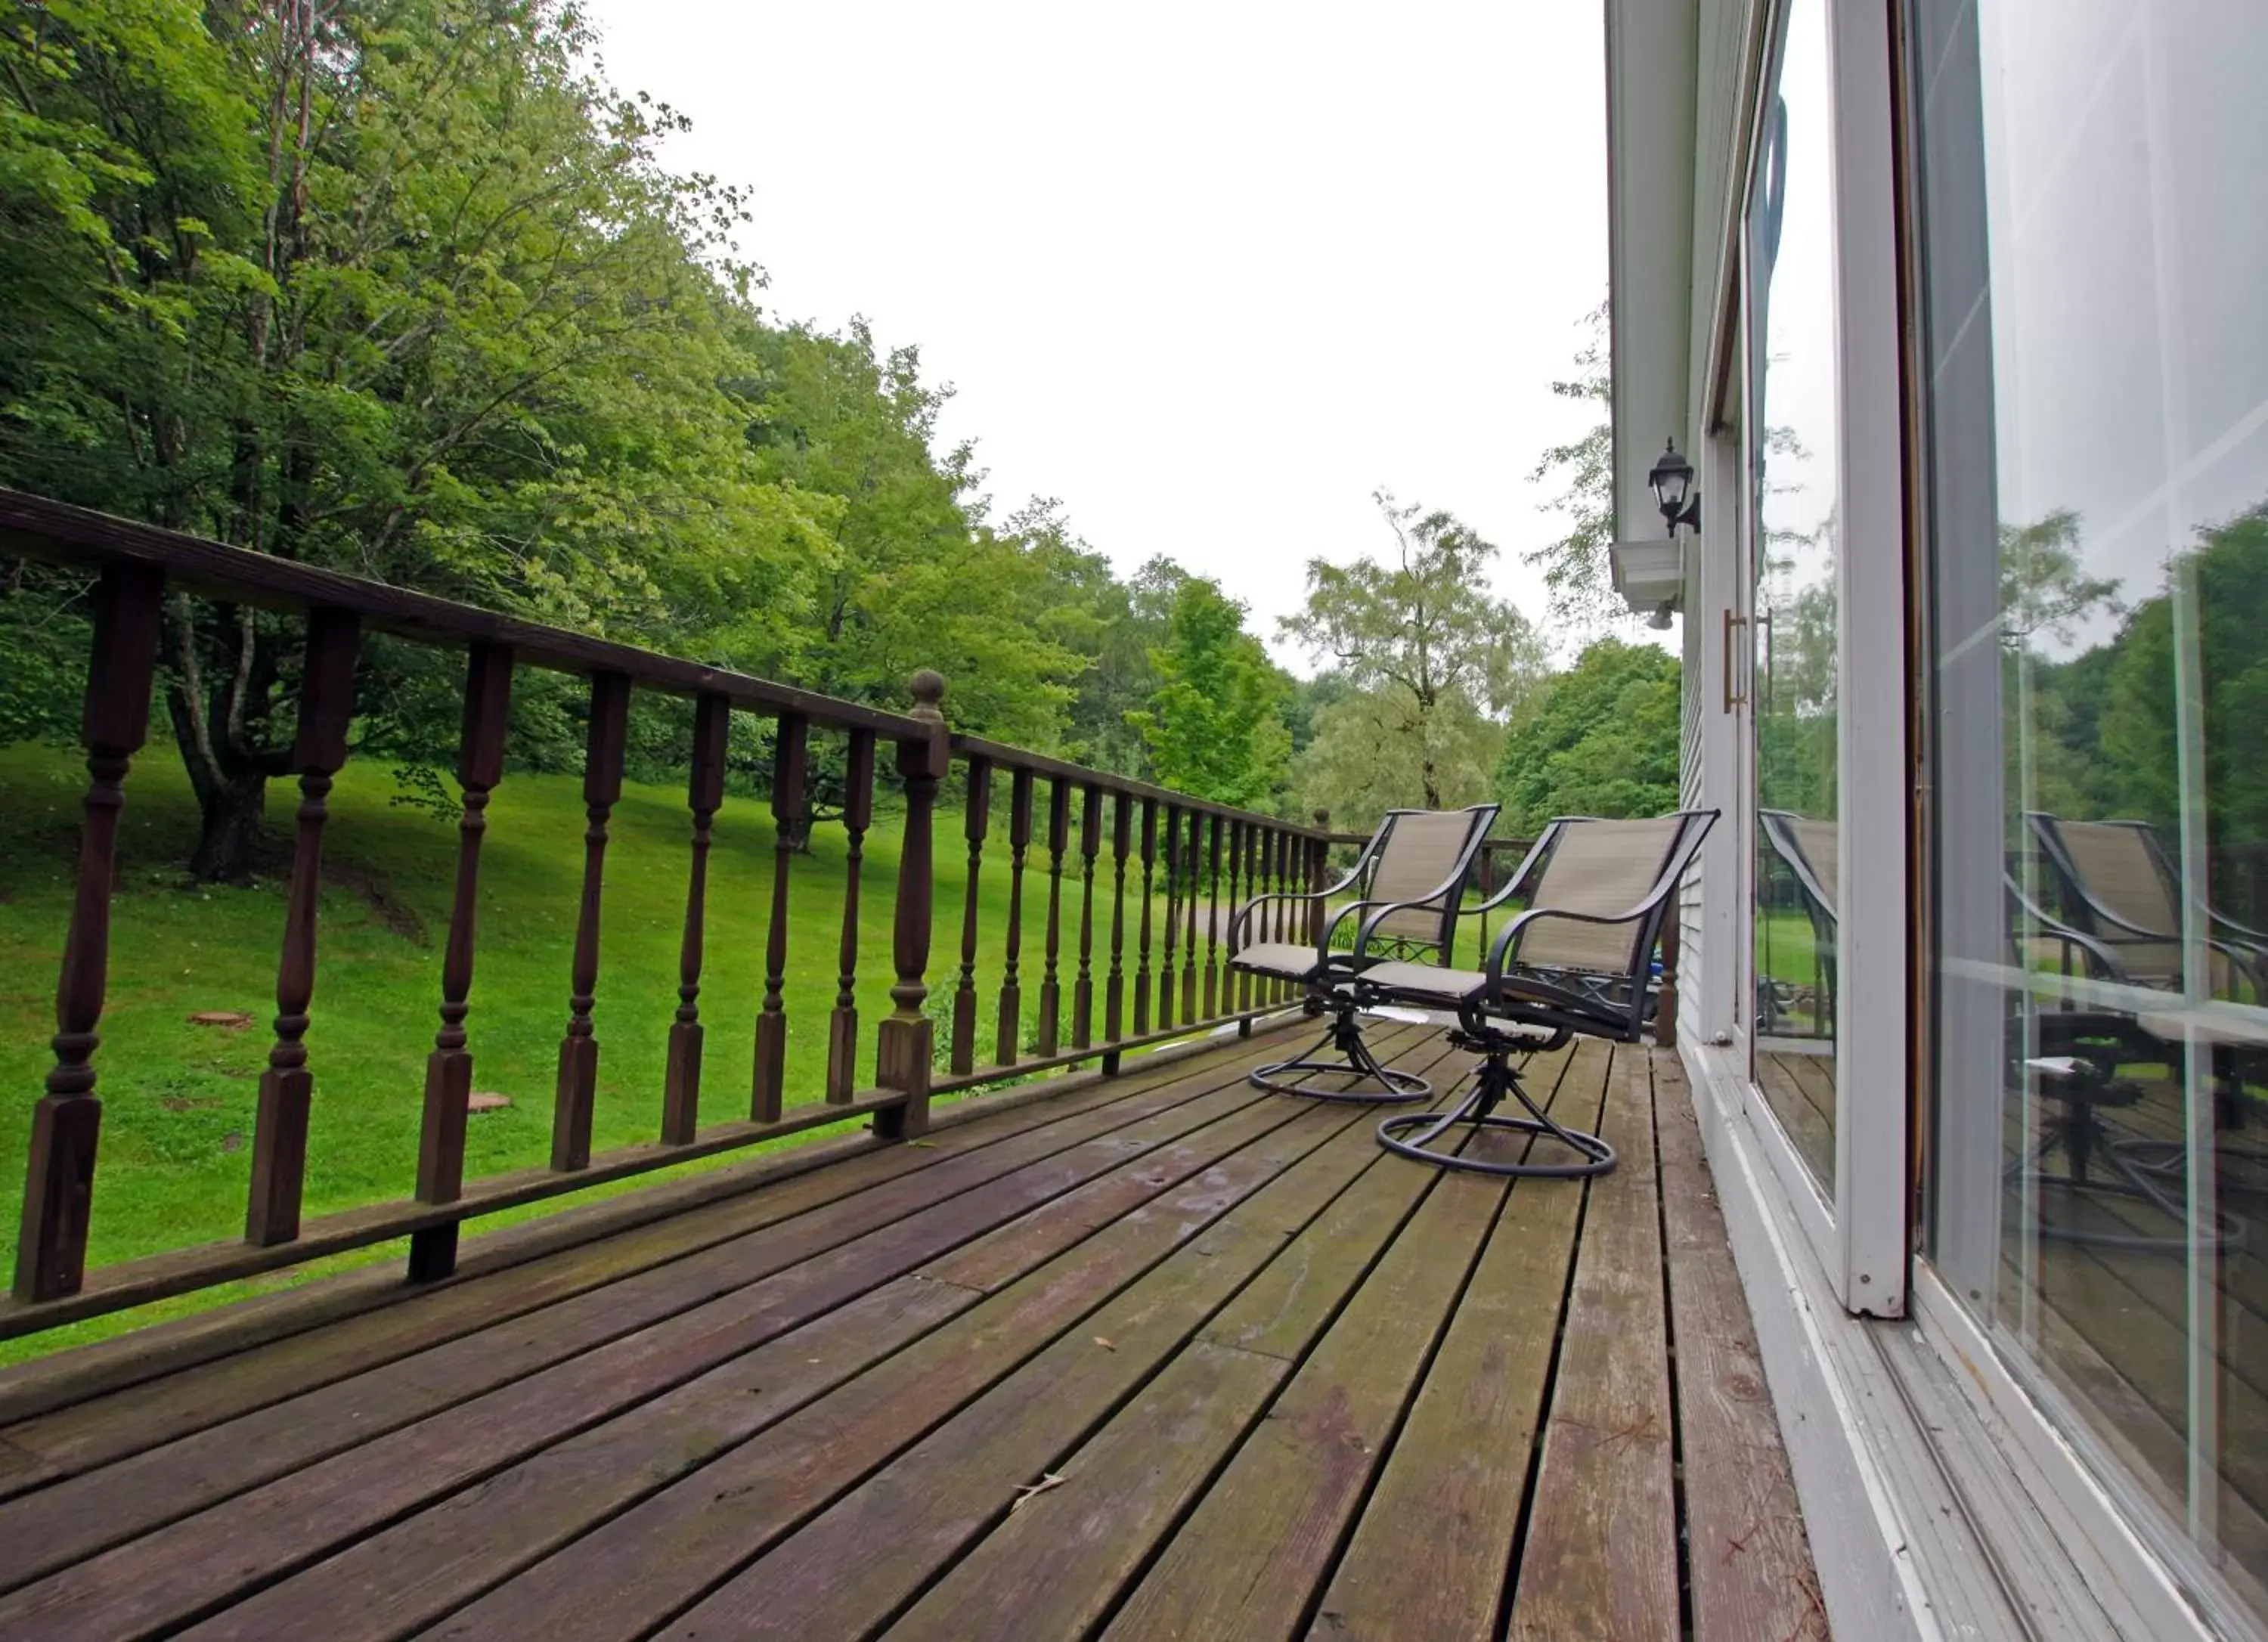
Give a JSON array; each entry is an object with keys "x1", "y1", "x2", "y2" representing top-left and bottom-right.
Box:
[{"x1": 0, "y1": 739, "x2": 1212, "y2": 1364}]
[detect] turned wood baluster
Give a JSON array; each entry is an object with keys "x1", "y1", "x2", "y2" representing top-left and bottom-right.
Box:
[
  {"x1": 1274, "y1": 829, "x2": 1294, "y2": 1002},
  {"x1": 875, "y1": 671, "x2": 948, "y2": 1139},
  {"x1": 1234, "y1": 821, "x2": 1252, "y2": 1012},
  {"x1": 1241, "y1": 822, "x2": 1262, "y2": 1010},
  {"x1": 1072, "y1": 785, "x2": 1101, "y2": 1049},
  {"x1": 1656, "y1": 909, "x2": 1682, "y2": 1052},
  {"x1": 1158, "y1": 807, "x2": 1180, "y2": 1033},
  {"x1": 662, "y1": 694, "x2": 731, "y2": 1142},
  {"x1": 950, "y1": 757, "x2": 992, "y2": 1076},
  {"x1": 410, "y1": 643, "x2": 515, "y2": 1284},
  {"x1": 1036, "y1": 776, "x2": 1071, "y2": 1058},
  {"x1": 993, "y1": 767, "x2": 1034, "y2": 1067},
  {"x1": 751, "y1": 713, "x2": 808, "y2": 1123},
  {"x1": 1203, "y1": 814, "x2": 1223, "y2": 1018},
  {"x1": 13, "y1": 562, "x2": 164, "y2": 1303},
  {"x1": 1133, "y1": 799, "x2": 1157, "y2": 1036},
  {"x1": 1180, "y1": 807, "x2": 1202, "y2": 1022},
  {"x1": 245, "y1": 609, "x2": 364, "y2": 1244},
  {"x1": 1105, "y1": 793, "x2": 1131, "y2": 1045},
  {"x1": 827, "y1": 731, "x2": 877, "y2": 1103},
  {"x1": 547, "y1": 671, "x2": 632, "y2": 1175}
]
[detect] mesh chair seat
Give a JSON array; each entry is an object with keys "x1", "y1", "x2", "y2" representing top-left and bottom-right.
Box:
[
  {"x1": 1358, "y1": 960, "x2": 1486, "y2": 1002},
  {"x1": 1232, "y1": 941, "x2": 1336, "y2": 981}
]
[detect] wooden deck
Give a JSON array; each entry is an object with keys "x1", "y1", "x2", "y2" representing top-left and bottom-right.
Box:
[{"x1": 0, "y1": 1021, "x2": 1821, "y2": 1642}]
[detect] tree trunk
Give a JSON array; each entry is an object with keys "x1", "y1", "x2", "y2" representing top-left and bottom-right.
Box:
[{"x1": 187, "y1": 768, "x2": 269, "y2": 882}]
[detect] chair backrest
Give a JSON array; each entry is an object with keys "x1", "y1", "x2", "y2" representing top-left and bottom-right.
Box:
[
  {"x1": 1760, "y1": 809, "x2": 1837, "y2": 929},
  {"x1": 2040, "y1": 816, "x2": 2178, "y2": 939},
  {"x1": 1512, "y1": 814, "x2": 1692, "y2": 975},
  {"x1": 1362, "y1": 805, "x2": 1498, "y2": 950}
]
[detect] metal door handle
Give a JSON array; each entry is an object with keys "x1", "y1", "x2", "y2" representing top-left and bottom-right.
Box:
[{"x1": 1723, "y1": 610, "x2": 1749, "y2": 713}]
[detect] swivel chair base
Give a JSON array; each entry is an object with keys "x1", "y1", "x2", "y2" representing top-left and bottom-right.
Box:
[
  {"x1": 1250, "y1": 1002, "x2": 1431, "y2": 1104},
  {"x1": 2006, "y1": 1066, "x2": 2244, "y2": 1252},
  {"x1": 1376, "y1": 1026, "x2": 1616, "y2": 1179}
]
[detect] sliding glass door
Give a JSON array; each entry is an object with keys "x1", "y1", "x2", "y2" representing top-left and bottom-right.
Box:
[{"x1": 1914, "y1": 0, "x2": 2268, "y2": 1625}]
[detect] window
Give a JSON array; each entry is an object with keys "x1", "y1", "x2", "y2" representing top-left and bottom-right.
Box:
[{"x1": 1915, "y1": 0, "x2": 2268, "y2": 1624}]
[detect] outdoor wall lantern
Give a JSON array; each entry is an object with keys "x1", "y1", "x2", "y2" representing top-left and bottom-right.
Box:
[
  {"x1": 1612, "y1": 436, "x2": 1699, "y2": 624},
  {"x1": 1648, "y1": 437, "x2": 1701, "y2": 534}
]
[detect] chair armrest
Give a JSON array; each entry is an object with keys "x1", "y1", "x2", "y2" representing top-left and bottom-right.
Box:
[
  {"x1": 1349, "y1": 866, "x2": 1483, "y2": 957},
  {"x1": 1479, "y1": 847, "x2": 1692, "y2": 1006}
]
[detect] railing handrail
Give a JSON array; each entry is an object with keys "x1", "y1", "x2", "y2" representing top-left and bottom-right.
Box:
[
  {"x1": 948, "y1": 734, "x2": 1321, "y2": 839},
  {"x1": 0, "y1": 487, "x2": 926, "y2": 739}
]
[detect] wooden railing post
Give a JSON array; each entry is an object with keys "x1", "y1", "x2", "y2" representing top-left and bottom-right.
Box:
[
  {"x1": 1224, "y1": 818, "x2": 1245, "y2": 1015},
  {"x1": 1180, "y1": 807, "x2": 1201, "y2": 1023},
  {"x1": 13, "y1": 561, "x2": 163, "y2": 1303},
  {"x1": 993, "y1": 767, "x2": 1034, "y2": 1067},
  {"x1": 1072, "y1": 784, "x2": 1101, "y2": 1049},
  {"x1": 1159, "y1": 806, "x2": 1181, "y2": 1033},
  {"x1": 246, "y1": 609, "x2": 363, "y2": 1244},
  {"x1": 1203, "y1": 814, "x2": 1223, "y2": 1018},
  {"x1": 547, "y1": 671, "x2": 631, "y2": 1174},
  {"x1": 662, "y1": 695, "x2": 731, "y2": 1140},
  {"x1": 1237, "y1": 820, "x2": 1257, "y2": 1014},
  {"x1": 826, "y1": 730, "x2": 877, "y2": 1102},
  {"x1": 875, "y1": 671, "x2": 948, "y2": 1139},
  {"x1": 1036, "y1": 776, "x2": 1070, "y2": 1058},
  {"x1": 752, "y1": 713, "x2": 809, "y2": 1123},
  {"x1": 1656, "y1": 906, "x2": 1682, "y2": 1052},
  {"x1": 1103, "y1": 792, "x2": 1131, "y2": 1065},
  {"x1": 411, "y1": 641, "x2": 515, "y2": 1284},
  {"x1": 950, "y1": 757, "x2": 992, "y2": 1076}
]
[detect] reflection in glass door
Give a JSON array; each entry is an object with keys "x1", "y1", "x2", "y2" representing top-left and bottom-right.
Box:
[
  {"x1": 1746, "y1": 0, "x2": 1840, "y2": 1194},
  {"x1": 1916, "y1": 0, "x2": 2268, "y2": 1626}
]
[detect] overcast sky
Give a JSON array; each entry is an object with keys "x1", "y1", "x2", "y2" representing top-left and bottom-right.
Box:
[{"x1": 580, "y1": 0, "x2": 1611, "y2": 668}]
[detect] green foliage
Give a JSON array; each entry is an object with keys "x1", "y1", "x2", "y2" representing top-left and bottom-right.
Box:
[
  {"x1": 1523, "y1": 302, "x2": 1626, "y2": 631},
  {"x1": 1283, "y1": 490, "x2": 1545, "y2": 820},
  {"x1": 1126, "y1": 578, "x2": 1289, "y2": 808},
  {"x1": 1496, "y1": 637, "x2": 1680, "y2": 832}
]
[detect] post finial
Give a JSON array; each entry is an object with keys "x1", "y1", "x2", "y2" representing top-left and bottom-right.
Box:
[{"x1": 909, "y1": 670, "x2": 947, "y2": 723}]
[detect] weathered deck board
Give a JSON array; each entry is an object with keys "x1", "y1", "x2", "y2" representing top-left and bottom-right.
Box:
[
  {"x1": 1655, "y1": 1052, "x2": 1823, "y2": 1641},
  {"x1": 0, "y1": 1024, "x2": 1818, "y2": 1642},
  {"x1": 1305, "y1": 1042, "x2": 1613, "y2": 1640},
  {"x1": 1506, "y1": 1042, "x2": 1680, "y2": 1642}
]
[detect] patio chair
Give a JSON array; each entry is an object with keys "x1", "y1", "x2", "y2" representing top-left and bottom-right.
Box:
[
  {"x1": 1354, "y1": 810, "x2": 1717, "y2": 1178},
  {"x1": 2004, "y1": 875, "x2": 2245, "y2": 1250},
  {"x1": 1758, "y1": 809, "x2": 1836, "y2": 1037},
  {"x1": 1228, "y1": 804, "x2": 1498, "y2": 1104},
  {"x1": 2025, "y1": 813, "x2": 2266, "y2": 996}
]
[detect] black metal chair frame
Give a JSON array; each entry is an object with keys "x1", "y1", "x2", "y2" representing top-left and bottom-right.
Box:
[
  {"x1": 2006, "y1": 876, "x2": 2247, "y2": 1251},
  {"x1": 2025, "y1": 813, "x2": 2268, "y2": 993},
  {"x1": 1757, "y1": 808, "x2": 1836, "y2": 1040},
  {"x1": 1229, "y1": 805, "x2": 1498, "y2": 1105},
  {"x1": 1368, "y1": 810, "x2": 1717, "y2": 1179}
]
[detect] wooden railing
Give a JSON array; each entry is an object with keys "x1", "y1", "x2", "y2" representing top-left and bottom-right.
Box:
[{"x1": 0, "y1": 489, "x2": 1328, "y2": 1337}]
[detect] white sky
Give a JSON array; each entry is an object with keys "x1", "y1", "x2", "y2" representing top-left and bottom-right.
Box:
[{"x1": 580, "y1": 0, "x2": 1611, "y2": 668}]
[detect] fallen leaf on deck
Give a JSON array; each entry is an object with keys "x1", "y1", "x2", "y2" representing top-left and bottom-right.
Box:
[
  {"x1": 1093, "y1": 1337, "x2": 1117, "y2": 1352},
  {"x1": 905, "y1": 1139, "x2": 935, "y2": 1148},
  {"x1": 187, "y1": 1011, "x2": 253, "y2": 1030},
  {"x1": 1010, "y1": 1472, "x2": 1066, "y2": 1512}
]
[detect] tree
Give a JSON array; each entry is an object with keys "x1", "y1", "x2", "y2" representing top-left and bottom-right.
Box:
[
  {"x1": 1524, "y1": 302, "x2": 1629, "y2": 631},
  {"x1": 1281, "y1": 490, "x2": 1545, "y2": 814},
  {"x1": 1126, "y1": 577, "x2": 1289, "y2": 808},
  {"x1": 1497, "y1": 637, "x2": 1681, "y2": 832},
  {"x1": 1297, "y1": 684, "x2": 1506, "y2": 833},
  {"x1": 1, "y1": 0, "x2": 816, "y2": 878}
]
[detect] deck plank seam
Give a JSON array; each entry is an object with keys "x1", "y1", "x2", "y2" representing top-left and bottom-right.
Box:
[
  {"x1": 0, "y1": 1025, "x2": 1308, "y2": 1436},
  {"x1": 0, "y1": 1029, "x2": 1323, "y2": 1490},
  {"x1": 1277, "y1": 1049, "x2": 1597, "y2": 1642},
  {"x1": 403, "y1": 1038, "x2": 1470, "y2": 1642},
  {"x1": 0, "y1": 1055, "x2": 1354, "y2": 1611},
  {"x1": 640, "y1": 1031, "x2": 1473, "y2": 1642},
  {"x1": 1075, "y1": 1045, "x2": 1591, "y2": 1642},
  {"x1": 1647, "y1": 1047, "x2": 1699, "y2": 1642},
  {"x1": 1488, "y1": 1043, "x2": 1619, "y2": 1642}
]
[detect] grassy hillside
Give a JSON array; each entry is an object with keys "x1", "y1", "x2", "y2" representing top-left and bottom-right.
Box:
[{"x1": 0, "y1": 739, "x2": 1182, "y2": 1362}]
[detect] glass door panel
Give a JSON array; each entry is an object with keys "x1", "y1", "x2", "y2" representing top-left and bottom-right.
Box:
[{"x1": 1747, "y1": 0, "x2": 1841, "y2": 1193}]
